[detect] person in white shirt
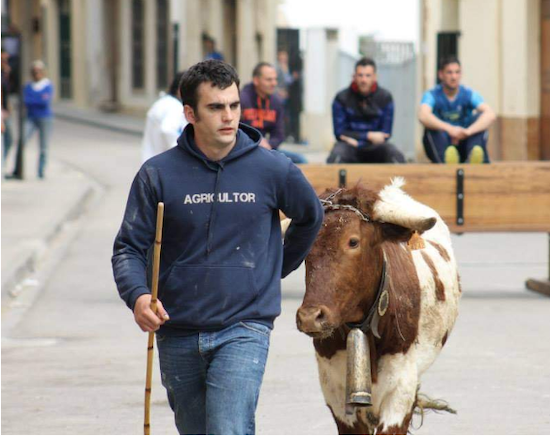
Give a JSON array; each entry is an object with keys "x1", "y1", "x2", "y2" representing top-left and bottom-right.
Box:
[{"x1": 142, "y1": 71, "x2": 187, "y2": 162}]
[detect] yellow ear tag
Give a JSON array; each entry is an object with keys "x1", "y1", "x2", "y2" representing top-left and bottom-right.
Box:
[{"x1": 408, "y1": 231, "x2": 425, "y2": 250}]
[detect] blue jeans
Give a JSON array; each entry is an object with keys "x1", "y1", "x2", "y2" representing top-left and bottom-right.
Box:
[
  {"x1": 278, "y1": 148, "x2": 308, "y2": 164},
  {"x1": 2, "y1": 116, "x2": 13, "y2": 162},
  {"x1": 423, "y1": 128, "x2": 490, "y2": 163},
  {"x1": 24, "y1": 117, "x2": 53, "y2": 177},
  {"x1": 156, "y1": 321, "x2": 271, "y2": 435}
]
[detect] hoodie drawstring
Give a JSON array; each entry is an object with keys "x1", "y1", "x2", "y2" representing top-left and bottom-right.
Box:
[{"x1": 206, "y1": 164, "x2": 224, "y2": 256}]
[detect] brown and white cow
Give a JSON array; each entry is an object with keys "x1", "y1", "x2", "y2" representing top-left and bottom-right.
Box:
[{"x1": 296, "y1": 179, "x2": 461, "y2": 435}]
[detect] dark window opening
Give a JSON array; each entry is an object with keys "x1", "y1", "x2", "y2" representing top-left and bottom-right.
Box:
[
  {"x1": 436, "y1": 31, "x2": 460, "y2": 84},
  {"x1": 131, "y1": 0, "x2": 145, "y2": 89},
  {"x1": 59, "y1": 0, "x2": 71, "y2": 98},
  {"x1": 156, "y1": 0, "x2": 168, "y2": 90}
]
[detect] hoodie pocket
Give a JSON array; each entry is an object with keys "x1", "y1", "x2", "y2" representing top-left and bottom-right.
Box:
[{"x1": 160, "y1": 265, "x2": 259, "y2": 327}]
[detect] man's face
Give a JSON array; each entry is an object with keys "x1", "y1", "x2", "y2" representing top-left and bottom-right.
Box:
[
  {"x1": 353, "y1": 65, "x2": 377, "y2": 94},
  {"x1": 253, "y1": 66, "x2": 277, "y2": 98},
  {"x1": 277, "y1": 51, "x2": 288, "y2": 65},
  {"x1": 185, "y1": 82, "x2": 241, "y2": 150},
  {"x1": 1, "y1": 52, "x2": 9, "y2": 68},
  {"x1": 438, "y1": 63, "x2": 461, "y2": 91},
  {"x1": 31, "y1": 68, "x2": 45, "y2": 81}
]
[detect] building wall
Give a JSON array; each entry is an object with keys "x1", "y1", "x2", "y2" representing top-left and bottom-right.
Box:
[
  {"x1": 459, "y1": 0, "x2": 501, "y2": 160},
  {"x1": 42, "y1": 0, "x2": 60, "y2": 101},
  {"x1": 542, "y1": 0, "x2": 550, "y2": 160},
  {"x1": 8, "y1": 0, "x2": 277, "y2": 112},
  {"x1": 302, "y1": 28, "x2": 338, "y2": 151}
]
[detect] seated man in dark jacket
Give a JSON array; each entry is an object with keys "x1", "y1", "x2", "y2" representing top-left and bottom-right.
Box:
[
  {"x1": 240, "y1": 62, "x2": 307, "y2": 164},
  {"x1": 327, "y1": 57, "x2": 405, "y2": 164}
]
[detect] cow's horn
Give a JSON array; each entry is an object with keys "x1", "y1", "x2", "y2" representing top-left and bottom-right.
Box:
[{"x1": 373, "y1": 179, "x2": 437, "y2": 232}]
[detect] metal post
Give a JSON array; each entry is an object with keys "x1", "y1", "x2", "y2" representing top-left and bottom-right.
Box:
[{"x1": 339, "y1": 169, "x2": 347, "y2": 188}]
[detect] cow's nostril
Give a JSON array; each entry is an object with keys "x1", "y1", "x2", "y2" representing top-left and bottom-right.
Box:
[
  {"x1": 315, "y1": 308, "x2": 326, "y2": 324},
  {"x1": 297, "y1": 305, "x2": 333, "y2": 333}
]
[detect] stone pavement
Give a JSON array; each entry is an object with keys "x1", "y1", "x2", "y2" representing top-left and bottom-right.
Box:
[{"x1": 1, "y1": 148, "x2": 97, "y2": 318}]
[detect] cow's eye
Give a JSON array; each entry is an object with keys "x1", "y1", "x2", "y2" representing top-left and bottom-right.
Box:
[{"x1": 349, "y1": 238, "x2": 359, "y2": 248}]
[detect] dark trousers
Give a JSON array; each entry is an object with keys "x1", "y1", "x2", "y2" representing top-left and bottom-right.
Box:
[
  {"x1": 326, "y1": 141, "x2": 406, "y2": 164},
  {"x1": 423, "y1": 129, "x2": 490, "y2": 163}
]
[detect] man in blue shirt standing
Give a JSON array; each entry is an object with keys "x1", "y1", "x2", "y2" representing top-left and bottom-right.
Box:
[
  {"x1": 418, "y1": 57, "x2": 496, "y2": 164},
  {"x1": 23, "y1": 60, "x2": 54, "y2": 178}
]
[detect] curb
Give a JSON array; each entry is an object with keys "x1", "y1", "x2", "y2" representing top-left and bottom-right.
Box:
[{"x1": 54, "y1": 112, "x2": 143, "y2": 137}]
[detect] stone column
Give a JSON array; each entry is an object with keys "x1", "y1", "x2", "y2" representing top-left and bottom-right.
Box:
[
  {"x1": 499, "y1": 0, "x2": 540, "y2": 160},
  {"x1": 42, "y1": 0, "x2": 60, "y2": 101},
  {"x1": 184, "y1": 0, "x2": 203, "y2": 68},
  {"x1": 70, "y1": 0, "x2": 87, "y2": 107},
  {"x1": 206, "y1": 0, "x2": 224, "y2": 55},
  {"x1": 236, "y1": 0, "x2": 256, "y2": 79},
  {"x1": 302, "y1": 29, "x2": 336, "y2": 150},
  {"x1": 144, "y1": 0, "x2": 156, "y2": 99}
]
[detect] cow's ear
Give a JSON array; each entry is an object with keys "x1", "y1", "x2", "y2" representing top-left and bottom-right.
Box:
[{"x1": 378, "y1": 222, "x2": 414, "y2": 244}]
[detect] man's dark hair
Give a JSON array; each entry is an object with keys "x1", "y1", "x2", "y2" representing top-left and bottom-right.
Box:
[
  {"x1": 252, "y1": 62, "x2": 274, "y2": 78},
  {"x1": 355, "y1": 57, "x2": 377, "y2": 72},
  {"x1": 439, "y1": 56, "x2": 461, "y2": 71},
  {"x1": 179, "y1": 60, "x2": 240, "y2": 111},
  {"x1": 168, "y1": 71, "x2": 186, "y2": 98}
]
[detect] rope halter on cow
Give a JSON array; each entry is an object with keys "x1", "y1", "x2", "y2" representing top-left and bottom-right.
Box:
[{"x1": 320, "y1": 188, "x2": 371, "y2": 223}]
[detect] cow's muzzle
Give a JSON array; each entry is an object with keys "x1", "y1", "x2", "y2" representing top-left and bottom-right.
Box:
[{"x1": 296, "y1": 305, "x2": 336, "y2": 338}]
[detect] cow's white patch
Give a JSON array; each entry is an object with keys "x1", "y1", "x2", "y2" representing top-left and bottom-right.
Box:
[
  {"x1": 413, "y1": 220, "x2": 460, "y2": 375},
  {"x1": 373, "y1": 352, "x2": 418, "y2": 431},
  {"x1": 316, "y1": 350, "x2": 357, "y2": 426}
]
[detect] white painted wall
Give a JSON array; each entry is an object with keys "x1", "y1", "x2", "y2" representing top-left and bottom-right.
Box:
[
  {"x1": 459, "y1": 0, "x2": 500, "y2": 113},
  {"x1": 302, "y1": 28, "x2": 337, "y2": 149}
]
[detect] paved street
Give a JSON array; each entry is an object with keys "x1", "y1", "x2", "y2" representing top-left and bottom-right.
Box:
[{"x1": 2, "y1": 118, "x2": 550, "y2": 434}]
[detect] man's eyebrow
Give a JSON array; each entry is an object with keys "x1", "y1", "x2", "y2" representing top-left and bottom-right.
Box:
[{"x1": 206, "y1": 100, "x2": 240, "y2": 108}]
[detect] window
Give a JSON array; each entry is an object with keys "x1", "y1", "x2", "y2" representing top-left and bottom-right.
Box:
[
  {"x1": 156, "y1": 0, "x2": 169, "y2": 89},
  {"x1": 59, "y1": 0, "x2": 71, "y2": 98},
  {"x1": 131, "y1": 0, "x2": 145, "y2": 89}
]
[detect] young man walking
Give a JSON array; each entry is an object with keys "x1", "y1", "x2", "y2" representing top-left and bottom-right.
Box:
[
  {"x1": 112, "y1": 60, "x2": 323, "y2": 435},
  {"x1": 418, "y1": 56, "x2": 496, "y2": 164}
]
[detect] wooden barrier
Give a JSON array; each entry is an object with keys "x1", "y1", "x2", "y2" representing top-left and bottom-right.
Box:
[{"x1": 298, "y1": 162, "x2": 550, "y2": 296}]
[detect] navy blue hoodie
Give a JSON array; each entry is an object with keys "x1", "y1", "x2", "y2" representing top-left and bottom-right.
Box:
[{"x1": 112, "y1": 123, "x2": 323, "y2": 335}]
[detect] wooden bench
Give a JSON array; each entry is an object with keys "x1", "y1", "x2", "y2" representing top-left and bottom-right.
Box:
[{"x1": 298, "y1": 162, "x2": 550, "y2": 296}]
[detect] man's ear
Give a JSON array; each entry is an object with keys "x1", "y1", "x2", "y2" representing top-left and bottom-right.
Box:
[{"x1": 184, "y1": 105, "x2": 196, "y2": 124}]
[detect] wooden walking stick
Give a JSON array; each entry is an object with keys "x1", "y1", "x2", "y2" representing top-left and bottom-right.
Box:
[{"x1": 144, "y1": 202, "x2": 164, "y2": 435}]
